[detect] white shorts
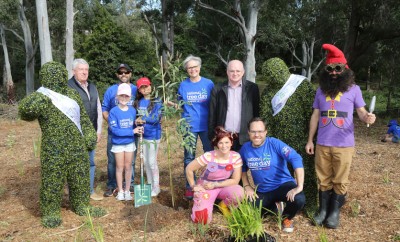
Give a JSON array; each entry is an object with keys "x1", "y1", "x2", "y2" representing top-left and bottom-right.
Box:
[{"x1": 111, "y1": 142, "x2": 136, "y2": 153}]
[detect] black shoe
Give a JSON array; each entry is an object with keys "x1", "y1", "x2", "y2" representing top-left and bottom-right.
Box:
[
  {"x1": 104, "y1": 188, "x2": 117, "y2": 197},
  {"x1": 313, "y1": 190, "x2": 332, "y2": 226},
  {"x1": 324, "y1": 192, "x2": 346, "y2": 229}
]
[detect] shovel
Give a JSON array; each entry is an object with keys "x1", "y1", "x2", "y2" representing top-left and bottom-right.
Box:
[{"x1": 134, "y1": 131, "x2": 152, "y2": 207}]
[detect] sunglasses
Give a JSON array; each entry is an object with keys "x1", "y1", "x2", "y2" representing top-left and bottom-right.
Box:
[
  {"x1": 117, "y1": 71, "x2": 131, "y2": 75},
  {"x1": 325, "y1": 64, "x2": 346, "y2": 73}
]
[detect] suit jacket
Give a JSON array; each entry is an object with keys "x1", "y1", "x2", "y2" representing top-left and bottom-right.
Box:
[{"x1": 208, "y1": 79, "x2": 260, "y2": 144}]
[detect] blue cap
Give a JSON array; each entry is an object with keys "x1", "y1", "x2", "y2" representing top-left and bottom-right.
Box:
[{"x1": 388, "y1": 119, "x2": 398, "y2": 127}]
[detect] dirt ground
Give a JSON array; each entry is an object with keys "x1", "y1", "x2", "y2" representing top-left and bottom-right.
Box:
[{"x1": 0, "y1": 104, "x2": 399, "y2": 242}]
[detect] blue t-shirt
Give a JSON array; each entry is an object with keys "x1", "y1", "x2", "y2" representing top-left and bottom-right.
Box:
[
  {"x1": 387, "y1": 125, "x2": 400, "y2": 138},
  {"x1": 137, "y1": 98, "x2": 162, "y2": 140},
  {"x1": 102, "y1": 83, "x2": 137, "y2": 134},
  {"x1": 177, "y1": 77, "x2": 214, "y2": 132},
  {"x1": 108, "y1": 105, "x2": 136, "y2": 145},
  {"x1": 240, "y1": 137, "x2": 303, "y2": 193}
]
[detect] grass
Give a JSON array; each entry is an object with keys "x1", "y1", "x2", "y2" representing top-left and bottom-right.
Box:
[
  {"x1": 33, "y1": 135, "x2": 41, "y2": 158},
  {"x1": 17, "y1": 160, "x2": 25, "y2": 176},
  {"x1": 382, "y1": 170, "x2": 391, "y2": 184},
  {"x1": 349, "y1": 199, "x2": 361, "y2": 217},
  {"x1": 189, "y1": 222, "x2": 210, "y2": 241},
  {"x1": 317, "y1": 226, "x2": 329, "y2": 242},
  {"x1": 6, "y1": 131, "x2": 16, "y2": 148},
  {"x1": 84, "y1": 208, "x2": 104, "y2": 242}
]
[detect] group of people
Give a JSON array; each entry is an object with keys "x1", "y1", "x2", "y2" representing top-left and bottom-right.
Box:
[{"x1": 66, "y1": 43, "x2": 376, "y2": 232}]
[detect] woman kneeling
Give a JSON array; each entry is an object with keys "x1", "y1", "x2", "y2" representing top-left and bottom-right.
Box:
[{"x1": 186, "y1": 126, "x2": 244, "y2": 224}]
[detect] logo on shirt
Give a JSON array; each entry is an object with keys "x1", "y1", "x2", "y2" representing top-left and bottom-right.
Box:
[
  {"x1": 186, "y1": 89, "x2": 208, "y2": 103},
  {"x1": 247, "y1": 153, "x2": 271, "y2": 170},
  {"x1": 282, "y1": 146, "x2": 291, "y2": 157},
  {"x1": 119, "y1": 118, "x2": 133, "y2": 128}
]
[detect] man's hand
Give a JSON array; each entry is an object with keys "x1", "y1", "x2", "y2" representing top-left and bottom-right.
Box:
[
  {"x1": 286, "y1": 186, "x2": 302, "y2": 202},
  {"x1": 305, "y1": 141, "x2": 314, "y2": 155},
  {"x1": 244, "y1": 186, "x2": 258, "y2": 201}
]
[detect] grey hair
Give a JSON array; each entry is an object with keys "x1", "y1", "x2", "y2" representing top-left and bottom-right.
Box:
[
  {"x1": 182, "y1": 55, "x2": 202, "y2": 69},
  {"x1": 72, "y1": 58, "x2": 89, "y2": 70}
]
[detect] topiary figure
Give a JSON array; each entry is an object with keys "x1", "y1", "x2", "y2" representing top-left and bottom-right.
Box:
[
  {"x1": 259, "y1": 57, "x2": 318, "y2": 213},
  {"x1": 18, "y1": 61, "x2": 106, "y2": 228}
]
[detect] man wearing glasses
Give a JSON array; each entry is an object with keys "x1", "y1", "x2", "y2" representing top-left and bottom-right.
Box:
[
  {"x1": 102, "y1": 64, "x2": 138, "y2": 197},
  {"x1": 305, "y1": 44, "x2": 376, "y2": 229},
  {"x1": 240, "y1": 117, "x2": 305, "y2": 233}
]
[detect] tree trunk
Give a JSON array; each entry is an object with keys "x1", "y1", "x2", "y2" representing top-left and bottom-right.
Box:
[
  {"x1": 197, "y1": 0, "x2": 260, "y2": 83},
  {"x1": 161, "y1": 0, "x2": 174, "y2": 70},
  {"x1": 36, "y1": 0, "x2": 53, "y2": 65},
  {"x1": 19, "y1": 0, "x2": 36, "y2": 95},
  {"x1": 243, "y1": 0, "x2": 259, "y2": 83},
  {"x1": 65, "y1": 0, "x2": 75, "y2": 78},
  {"x1": 0, "y1": 25, "x2": 15, "y2": 104}
]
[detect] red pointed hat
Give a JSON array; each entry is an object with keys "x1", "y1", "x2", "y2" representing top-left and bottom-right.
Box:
[{"x1": 322, "y1": 44, "x2": 349, "y2": 68}]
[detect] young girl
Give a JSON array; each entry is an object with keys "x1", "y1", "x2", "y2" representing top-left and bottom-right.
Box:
[
  {"x1": 134, "y1": 77, "x2": 162, "y2": 197},
  {"x1": 108, "y1": 83, "x2": 143, "y2": 201}
]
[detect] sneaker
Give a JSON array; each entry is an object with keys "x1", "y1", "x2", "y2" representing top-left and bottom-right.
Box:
[
  {"x1": 282, "y1": 218, "x2": 294, "y2": 233},
  {"x1": 184, "y1": 188, "x2": 194, "y2": 200},
  {"x1": 151, "y1": 186, "x2": 160, "y2": 197},
  {"x1": 90, "y1": 192, "x2": 104, "y2": 201},
  {"x1": 104, "y1": 188, "x2": 117, "y2": 197},
  {"x1": 116, "y1": 191, "x2": 125, "y2": 201},
  {"x1": 124, "y1": 191, "x2": 133, "y2": 201}
]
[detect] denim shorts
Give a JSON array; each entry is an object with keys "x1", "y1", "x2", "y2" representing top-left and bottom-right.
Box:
[{"x1": 111, "y1": 142, "x2": 136, "y2": 153}]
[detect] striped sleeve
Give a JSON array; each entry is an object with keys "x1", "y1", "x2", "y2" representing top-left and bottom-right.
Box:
[
  {"x1": 231, "y1": 151, "x2": 243, "y2": 168},
  {"x1": 196, "y1": 151, "x2": 212, "y2": 167}
]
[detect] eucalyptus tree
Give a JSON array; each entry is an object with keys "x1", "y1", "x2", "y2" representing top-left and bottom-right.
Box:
[
  {"x1": 36, "y1": 0, "x2": 53, "y2": 65},
  {"x1": 0, "y1": 24, "x2": 15, "y2": 103},
  {"x1": 195, "y1": 0, "x2": 261, "y2": 83}
]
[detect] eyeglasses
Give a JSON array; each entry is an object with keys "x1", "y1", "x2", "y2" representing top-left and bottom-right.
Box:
[
  {"x1": 324, "y1": 64, "x2": 346, "y2": 73},
  {"x1": 187, "y1": 65, "x2": 199, "y2": 71},
  {"x1": 249, "y1": 130, "x2": 266, "y2": 135},
  {"x1": 118, "y1": 71, "x2": 131, "y2": 75}
]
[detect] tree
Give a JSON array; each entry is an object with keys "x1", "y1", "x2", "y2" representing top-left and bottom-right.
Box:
[
  {"x1": 196, "y1": 0, "x2": 261, "y2": 83},
  {"x1": 36, "y1": 0, "x2": 53, "y2": 65},
  {"x1": 19, "y1": 0, "x2": 36, "y2": 94},
  {"x1": 0, "y1": 24, "x2": 15, "y2": 103},
  {"x1": 65, "y1": 0, "x2": 75, "y2": 77}
]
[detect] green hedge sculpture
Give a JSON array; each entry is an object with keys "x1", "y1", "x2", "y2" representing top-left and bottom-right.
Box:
[
  {"x1": 260, "y1": 57, "x2": 318, "y2": 213},
  {"x1": 18, "y1": 61, "x2": 106, "y2": 228}
]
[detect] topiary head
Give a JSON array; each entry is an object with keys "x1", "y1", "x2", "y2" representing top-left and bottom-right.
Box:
[
  {"x1": 262, "y1": 58, "x2": 290, "y2": 89},
  {"x1": 40, "y1": 61, "x2": 68, "y2": 91}
]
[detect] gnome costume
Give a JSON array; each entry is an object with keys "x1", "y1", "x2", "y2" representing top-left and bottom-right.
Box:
[
  {"x1": 308, "y1": 44, "x2": 369, "y2": 229},
  {"x1": 19, "y1": 62, "x2": 106, "y2": 228}
]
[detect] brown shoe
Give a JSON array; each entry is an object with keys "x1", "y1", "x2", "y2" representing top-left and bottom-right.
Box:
[{"x1": 90, "y1": 192, "x2": 104, "y2": 201}]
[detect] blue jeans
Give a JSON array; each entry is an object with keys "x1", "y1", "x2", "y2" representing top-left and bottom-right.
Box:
[
  {"x1": 106, "y1": 134, "x2": 136, "y2": 189},
  {"x1": 183, "y1": 130, "x2": 213, "y2": 189},
  {"x1": 256, "y1": 181, "x2": 306, "y2": 220},
  {"x1": 89, "y1": 150, "x2": 96, "y2": 194}
]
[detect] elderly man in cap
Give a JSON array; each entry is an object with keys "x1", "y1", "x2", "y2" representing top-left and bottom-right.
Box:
[
  {"x1": 102, "y1": 63, "x2": 138, "y2": 197},
  {"x1": 305, "y1": 44, "x2": 376, "y2": 229}
]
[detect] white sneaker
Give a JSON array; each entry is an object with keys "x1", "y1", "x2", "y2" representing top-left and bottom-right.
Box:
[
  {"x1": 124, "y1": 190, "x2": 133, "y2": 201},
  {"x1": 116, "y1": 191, "x2": 125, "y2": 201},
  {"x1": 151, "y1": 186, "x2": 160, "y2": 197}
]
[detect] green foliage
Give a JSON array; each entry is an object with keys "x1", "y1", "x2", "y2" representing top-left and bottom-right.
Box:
[
  {"x1": 33, "y1": 135, "x2": 41, "y2": 158},
  {"x1": 18, "y1": 62, "x2": 99, "y2": 228},
  {"x1": 349, "y1": 199, "x2": 361, "y2": 217},
  {"x1": 5, "y1": 130, "x2": 15, "y2": 148},
  {"x1": 260, "y1": 58, "x2": 318, "y2": 212},
  {"x1": 84, "y1": 208, "x2": 104, "y2": 242},
  {"x1": 225, "y1": 197, "x2": 265, "y2": 242},
  {"x1": 189, "y1": 222, "x2": 210, "y2": 241}
]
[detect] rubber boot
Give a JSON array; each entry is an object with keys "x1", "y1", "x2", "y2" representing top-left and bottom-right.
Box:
[
  {"x1": 313, "y1": 190, "x2": 332, "y2": 226},
  {"x1": 324, "y1": 192, "x2": 346, "y2": 229}
]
